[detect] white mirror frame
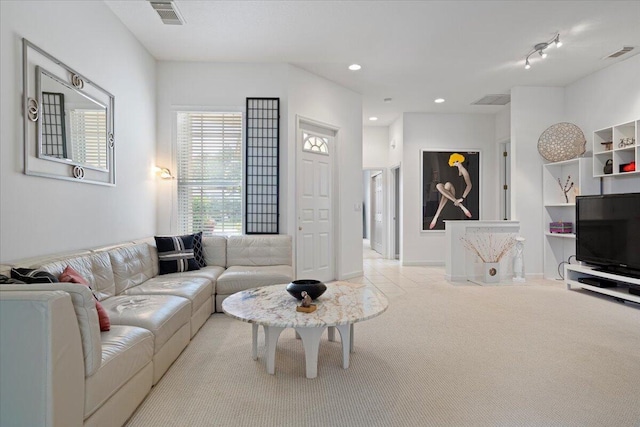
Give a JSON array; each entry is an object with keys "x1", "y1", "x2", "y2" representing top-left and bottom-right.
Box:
[{"x1": 22, "y1": 38, "x2": 115, "y2": 186}]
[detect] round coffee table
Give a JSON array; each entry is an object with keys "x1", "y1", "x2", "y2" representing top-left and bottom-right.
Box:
[{"x1": 222, "y1": 282, "x2": 388, "y2": 378}]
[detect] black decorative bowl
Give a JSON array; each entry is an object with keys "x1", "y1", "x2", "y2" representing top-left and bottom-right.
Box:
[{"x1": 286, "y1": 279, "x2": 327, "y2": 300}]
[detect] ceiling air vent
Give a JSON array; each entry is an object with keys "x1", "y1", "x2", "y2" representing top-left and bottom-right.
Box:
[
  {"x1": 149, "y1": 1, "x2": 185, "y2": 25},
  {"x1": 471, "y1": 94, "x2": 511, "y2": 106},
  {"x1": 604, "y1": 46, "x2": 634, "y2": 59}
]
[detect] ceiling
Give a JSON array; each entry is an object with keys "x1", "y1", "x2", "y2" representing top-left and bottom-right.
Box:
[{"x1": 105, "y1": 1, "x2": 640, "y2": 126}]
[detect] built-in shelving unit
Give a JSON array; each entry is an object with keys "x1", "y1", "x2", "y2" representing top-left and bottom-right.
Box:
[
  {"x1": 593, "y1": 120, "x2": 639, "y2": 177},
  {"x1": 565, "y1": 264, "x2": 640, "y2": 304},
  {"x1": 542, "y1": 158, "x2": 598, "y2": 280}
]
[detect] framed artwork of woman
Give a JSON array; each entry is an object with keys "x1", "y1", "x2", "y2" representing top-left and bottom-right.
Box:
[{"x1": 421, "y1": 150, "x2": 480, "y2": 231}]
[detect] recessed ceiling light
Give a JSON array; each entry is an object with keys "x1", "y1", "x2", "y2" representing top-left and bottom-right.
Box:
[
  {"x1": 434, "y1": 98, "x2": 445, "y2": 103},
  {"x1": 348, "y1": 64, "x2": 362, "y2": 71},
  {"x1": 369, "y1": 116, "x2": 378, "y2": 121}
]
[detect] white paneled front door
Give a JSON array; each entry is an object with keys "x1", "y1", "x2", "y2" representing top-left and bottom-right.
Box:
[{"x1": 297, "y1": 126, "x2": 335, "y2": 282}]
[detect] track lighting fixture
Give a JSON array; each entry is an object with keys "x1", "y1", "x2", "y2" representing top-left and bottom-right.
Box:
[{"x1": 524, "y1": 33, "x2": 562, "y2": 69}]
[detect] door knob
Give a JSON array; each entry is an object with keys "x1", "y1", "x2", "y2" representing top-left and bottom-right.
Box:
[{"x1": 299, "y1": 226, "x2": 302, "y2": 231}]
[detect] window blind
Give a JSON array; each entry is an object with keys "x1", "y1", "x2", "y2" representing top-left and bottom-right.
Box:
[
  {"x1": 176, "y1": 112, "x2": 243, "y2": 235},
  {"x1": 70, "y1": 109, "x2": 107, "y2": 169}
]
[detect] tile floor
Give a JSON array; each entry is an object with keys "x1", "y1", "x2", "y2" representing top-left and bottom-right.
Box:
[{"x1": 355, "y1": 239, "x2": 565, "y2": 297}]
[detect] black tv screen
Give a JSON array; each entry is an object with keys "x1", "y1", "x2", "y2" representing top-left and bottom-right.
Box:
[{"x1": 576, "y1": 193, "x2": 640, "y2": 275}]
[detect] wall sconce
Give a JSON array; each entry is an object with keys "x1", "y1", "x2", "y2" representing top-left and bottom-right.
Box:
[
  {"x1": 524, "y1": 33, "x2": 562, "y2": 69},
  {"x1": 154, "y1": 166, "x2": 175, "y2": 179}
]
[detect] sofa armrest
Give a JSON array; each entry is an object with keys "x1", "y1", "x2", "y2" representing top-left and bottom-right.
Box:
[
  {"x1": 0, "y1": 284, "x2": 102, "y2": 377},
  {"x1": 0, "y1": 291, "x2": 85, "y2": 427}
]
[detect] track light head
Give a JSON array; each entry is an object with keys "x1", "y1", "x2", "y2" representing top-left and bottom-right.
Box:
[
  {"x1": 539, "y1": 50, "x2": 547, "y2": 59},
  {"x1": 555, "y1": 36, "x2": 562, "y2": 48},
  {"x1": 525, "y1": 59, "x2": 531, "y2": 69}
]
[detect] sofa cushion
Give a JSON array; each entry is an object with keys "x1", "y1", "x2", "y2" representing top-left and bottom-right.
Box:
[
  {"x1": 11, "y1": 268, "x2": 58, "y2": 284},
  {"x1": 84, "y1": 325, "x2": 153, "y2": 418},
  {"x1": 202, "y1": 236, "x2": 226, "y2": 268},
  {"x1": 38, "y1": 252, "x2": 117, "y2": 301},
  {"x1": 225, "y1": 235, "x2": 292, "y2": 267},
  {"x1": 154, "y1": 235, "x2": 200, "y2": 275},
  {"x1": 172, "y1": 266, "x2": 225, "y2": 294},
  {"x1": 216, "y1": 265, "x2": 293, "y2": 295},
  {"x1": 108, "y1": 244, "x2": 156, "y2": 295},
  {"x1": 101, "y1": 295, "x2": 191, "y2": 353},
  {"x1": 122, "y1": 276, "x2": 212, "y2": 315},
  {"x1": 59, "y1": 266, "x2": 110, "y2": 332}
]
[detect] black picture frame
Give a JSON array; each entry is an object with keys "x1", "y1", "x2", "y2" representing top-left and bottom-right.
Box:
[{"x1": 421, "y1": 150, "x2": 480, "y2": 231}]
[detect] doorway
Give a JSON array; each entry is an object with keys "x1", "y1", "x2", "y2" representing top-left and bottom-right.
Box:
[
  {"x1": 296, "y1": 118, "x2": 338, "y2": 282},
  {"x1": 390, "y1": 165, "x2": 400, "y2": 260},
  {"x1": 362, "y1": 168, "x2": 385, "y2": 256}
]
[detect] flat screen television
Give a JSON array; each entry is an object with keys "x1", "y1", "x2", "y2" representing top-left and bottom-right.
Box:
[{"x1": 576, "y1": 192, "x2": 640, "y2": 279}]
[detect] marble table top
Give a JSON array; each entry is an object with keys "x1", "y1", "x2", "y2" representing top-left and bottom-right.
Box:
[{"x1": 222, "y1": 281, "x2": 389, "y2": 328}]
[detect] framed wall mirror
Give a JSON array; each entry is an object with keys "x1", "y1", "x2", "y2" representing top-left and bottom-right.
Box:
[{"x1": 23, "y1": 39, "x2": 115, "y2": 185}]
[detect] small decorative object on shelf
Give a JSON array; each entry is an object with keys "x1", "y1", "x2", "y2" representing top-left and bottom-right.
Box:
[
  {"x1": 296, "y1": 291, "x2": 317, "y2": 313},
  {"x1": 601, "y1": 141, "x2": 613, "y2": 151},
  {"x1": 549, "y1": 221, "x2": 573, "y2": 234},
  {"x1": 537, "y1": 122, "x2": 586, "y2": 162},
  {"x1": 557, "y1": 175, "x2": 574, "y2": 203},
  {"x1": 604, "y1": 159, "x2": 613, "y2": 175},
  {"x1": 286, "y1": 279, "x2": 327, "y2": 300},
  {"x1": 619, "y1": 137, "x2": 635, "y2": 148},
  {"x1": 620, "y1": 161, "x2": 636, "y2": 173}
]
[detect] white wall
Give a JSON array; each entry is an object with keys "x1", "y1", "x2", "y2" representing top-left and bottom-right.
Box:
[
  {"x1": 0, "y1": 1, "x2": 157, "y2": 262},
  {"x1": 389, "y1": 116, "x2": 404, "y2": 168},
  {"x1": 508, "y1": 56, "x2": 640, "y2": 276},
  {"x1": 287, "y1": 66, "x2": 364, "y2": 279},
  {"x1": 565, "y1": 54, "x2": 640, "y2": 194},
  {"x1": 156, "y1": 62, "x2": 363, "y2": 279},
  {"x1": 363, "y1": 126, "x2": 389, "y2": 168},
  {"x1": 401, "y1": 113, "x2": 497, "y2": 265},
  {"x1": 510, "y1": 86, "x2": 566, "y2": 276},
  {"x1": 155, "y1": 61, "x2": 289, "y2": 235},
  {"x1": 495, "y1": 105, "x2": 511, "y2": 143}
]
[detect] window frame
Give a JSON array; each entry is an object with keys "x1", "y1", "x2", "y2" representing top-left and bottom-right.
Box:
[{"x1": 173, "y1": 107, "x2": 245, "y2": 236}]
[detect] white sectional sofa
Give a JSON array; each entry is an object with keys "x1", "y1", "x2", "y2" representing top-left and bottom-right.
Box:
[{"x1": 0, "y1": 234, "x2": 293, "y2": 427}]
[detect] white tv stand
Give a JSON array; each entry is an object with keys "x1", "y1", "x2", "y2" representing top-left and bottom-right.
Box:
[{"x1": 565, "y1": 264, "x2": 640, "y2": 304}]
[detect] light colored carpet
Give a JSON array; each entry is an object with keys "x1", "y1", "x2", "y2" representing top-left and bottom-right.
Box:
[{"x1": 125, "y1": 263, "x2": 640, "y2": 427}]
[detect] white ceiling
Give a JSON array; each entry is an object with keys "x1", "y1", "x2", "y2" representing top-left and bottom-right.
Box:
[{"x1": 106, "y1": 1, "x2": 640, "y2": 126}]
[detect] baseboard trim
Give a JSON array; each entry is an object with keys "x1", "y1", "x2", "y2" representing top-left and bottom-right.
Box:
[{"x1": 340, "y1": 270, "x2": 364, "y2": 280}]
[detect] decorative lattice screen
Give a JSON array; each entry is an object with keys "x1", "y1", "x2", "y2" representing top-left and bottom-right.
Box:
[
  {"x1": 245, "y1": 98, "x2": 280, "y2": 234},
  {"x1": 41, "y1": 92, "x2": 67, "y2": 158}
]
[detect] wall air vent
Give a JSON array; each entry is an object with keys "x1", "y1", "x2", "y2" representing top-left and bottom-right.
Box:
[
  {"x1": 149, "y1": 1, "x2": 185, "y2": 25},
  {"x1": 604, "y1": 46, "x2": 634, "y2": 59},
  {"x1": 471, "y1": 94, "x2": 511, "y2": 106}
]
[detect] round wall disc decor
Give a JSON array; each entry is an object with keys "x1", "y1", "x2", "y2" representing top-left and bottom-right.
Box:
[{"x1": 537, "y1": 122, "x2": 586, "y2": 162}]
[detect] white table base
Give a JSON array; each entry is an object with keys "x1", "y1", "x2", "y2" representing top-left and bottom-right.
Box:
[{"x1": 253, "y1": 323, "x2": 355, "y2": 378}]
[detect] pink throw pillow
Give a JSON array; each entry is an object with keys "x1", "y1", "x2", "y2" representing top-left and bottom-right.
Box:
[{"x1": 59, "y1": 266, "x2": 111, "y2": 331}]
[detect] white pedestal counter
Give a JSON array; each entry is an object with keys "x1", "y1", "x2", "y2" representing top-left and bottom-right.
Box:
[{"x1": 444, "y1": 220, "x2": 521, "y2": 283}]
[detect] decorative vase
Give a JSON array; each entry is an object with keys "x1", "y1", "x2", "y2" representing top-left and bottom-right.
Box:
[
  {"x1": 286, "y1": 279, "x2": 327, "y2": 300},
  {"x1": 483, "y1": 262, "x2": 500, "y2": 284}
]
